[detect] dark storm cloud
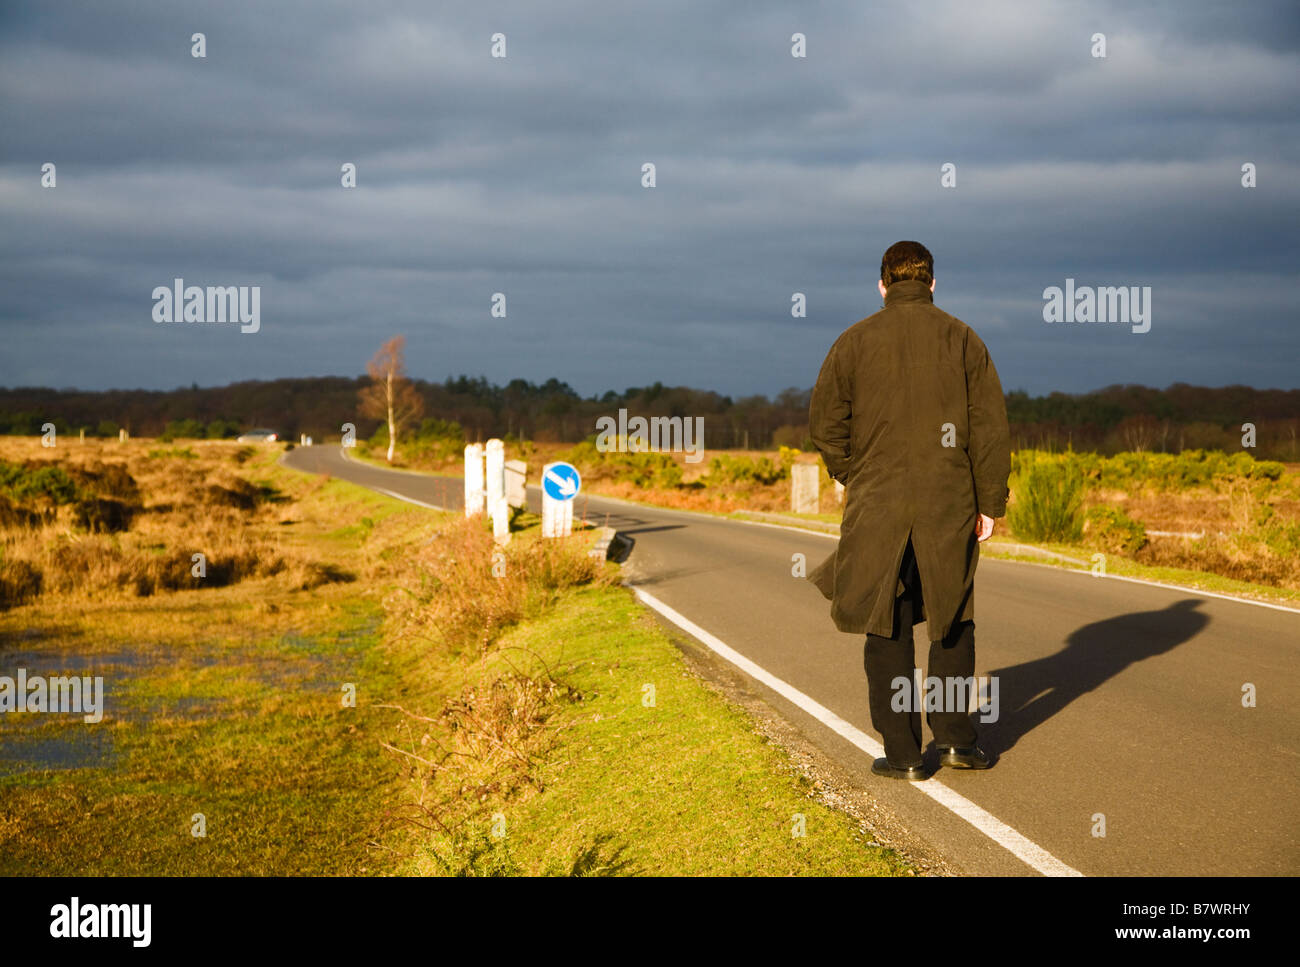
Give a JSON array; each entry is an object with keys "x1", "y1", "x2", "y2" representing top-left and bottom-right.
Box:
[{"x1": 1, "y1": 0, "x2": 1296, "y2": 397}]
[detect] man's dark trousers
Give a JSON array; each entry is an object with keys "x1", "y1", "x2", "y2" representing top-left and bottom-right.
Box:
[{"x1": 864, "y1": 537, "x2": 979, "y2": 767}]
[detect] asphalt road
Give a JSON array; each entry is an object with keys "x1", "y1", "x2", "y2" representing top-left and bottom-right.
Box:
[{"x1": 282, "y1": 445, "x2": 1299, "y2": 876}]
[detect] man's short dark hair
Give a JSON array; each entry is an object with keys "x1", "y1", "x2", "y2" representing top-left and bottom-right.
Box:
[{"x1": 880, "y1": 241, "x2": 934, "y2": 288}]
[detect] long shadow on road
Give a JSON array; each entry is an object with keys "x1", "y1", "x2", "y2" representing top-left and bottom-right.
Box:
[{"x1": 981, "y1": 599, "x2": 1209, "y2": 755}]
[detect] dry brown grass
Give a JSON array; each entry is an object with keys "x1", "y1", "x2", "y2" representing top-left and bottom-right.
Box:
[
  {"x1": 373, "y1": 510, "x2": 611, "y2": 861},
  {"x1": 380, "y1": 663, "x2": 583, "y2": 838},
  {"x1": 1084, "y1": 474, "x2": 1300, "y2": 589},
  {"x1": 0, "y1": 438, "x2": 354, "y2": 609},
  {"x1": 1132, "y1": 534, "x2": 1299, "y2": 587},
  {"x1": 384, "y1": 513, "x2": 612, "y2": 655},
  {"x1": 1121, "y1": 486, "x2": 1300, "y2": 589}
]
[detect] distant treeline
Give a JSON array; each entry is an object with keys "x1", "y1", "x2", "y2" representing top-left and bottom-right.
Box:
[
  {"x1": 1005, "y1": 385, "x2": 1299, "y2": 459},
  {"x1": 0, "y1": 377, "x2": 1297, "y2": 459}
]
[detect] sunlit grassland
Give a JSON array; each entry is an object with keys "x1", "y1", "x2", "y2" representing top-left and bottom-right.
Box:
[{"x1": 1, "y1": 438, "x2": 914, "y2": 876}]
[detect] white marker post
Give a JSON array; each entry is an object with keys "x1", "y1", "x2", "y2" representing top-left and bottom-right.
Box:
[
  {"x1": 486, "y1": 439, "x2": 505, "y2": 508},
  {"x1": 791, "y1": 463, "x2": 819, "y2": 514},
  {"x1": 504, "y1": 459, "x2": 527, "y2": 509},
  {"x1": 464, "y1": 443, "x2": 485, "y2": 517},
  {"x1": 486, "y1": 439, "x2": 509, "y2": 543},
  {"x1": 542, "y1": 489, "x2": 573, "y2": 538},
  {"x1": 541, "y1": 462, "x2": 579, "y2": 538}
]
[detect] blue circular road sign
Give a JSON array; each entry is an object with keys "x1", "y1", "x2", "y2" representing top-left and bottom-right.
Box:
[{"x1": 542, "y1": 462, "x2": 582, "y2": 501}]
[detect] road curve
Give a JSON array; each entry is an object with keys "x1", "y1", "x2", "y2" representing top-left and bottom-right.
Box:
[{"x1": 282, "y1": 445, "x2": 1299, "y2": 876}]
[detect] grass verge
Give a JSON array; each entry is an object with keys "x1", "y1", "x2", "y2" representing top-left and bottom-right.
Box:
[{"x1": 384, "y1": 583, "x2": 911, "y2": 876}]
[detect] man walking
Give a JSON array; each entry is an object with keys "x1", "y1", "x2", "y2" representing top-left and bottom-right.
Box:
[{"x1": 807, "y1": 241, "x2": 1011, "y2": 780}]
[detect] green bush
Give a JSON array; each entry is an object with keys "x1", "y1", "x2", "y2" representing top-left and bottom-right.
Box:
[
  {"x1": 159, "y1": 418, "x2": 206, "y2": 442},
  {"x1": 703, "y1": 453, "x2": 786, "y2": 486},
  {"x1": 1008, "y1": 457, "x2": 1085, "y2": 543},
  {"x1": 407, "y1": 418, "x2": 467, "y2": 461},
  {"x1": 417, "y1": 417, "x2": 466, "y2": 443},
  {"x1": 608, "y1": 451, "x2": 682, "y2": 488},
  {"x1": 205, "y1": 419, "x2": 242, "y2": 439},
  {"x1": 0, "y1": 460, "x2": 81, "y2": 504},
  {"x1": 1083, "y1": 505, "x2": 1147, "y2": 554},
  {"x1": 1012, "y1": 447, "x2": 1288, "y2": 494}
]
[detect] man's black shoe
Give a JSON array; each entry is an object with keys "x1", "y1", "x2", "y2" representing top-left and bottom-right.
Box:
[
  {"x1": 871, "y1": 758, "x2": 928, "y2": 781},
  {"x1": 937, "y1": 745, "x2": 994, "y2": 769}
]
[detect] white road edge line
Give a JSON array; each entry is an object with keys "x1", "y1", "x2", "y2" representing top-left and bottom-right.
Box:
[
  {"x1": 628, "y1": 583, "x2": 1084, "y2": 878},
  {"x1": 338, "y1": 445, "x2": 445, "y2": 478},
  {"x1": 335, "y1": 448, "x2": 449, "y2": 510},
  {"x1": 280, "y1": 448, "x2": 450, "y2": 511},
  {"x1": 369, "y1": 485, "x2": 446, "y2": 511}
]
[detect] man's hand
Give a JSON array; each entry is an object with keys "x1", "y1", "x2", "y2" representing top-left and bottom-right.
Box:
[{"x1": 975, "y1": 513, "x2": 995, "y2": 543}]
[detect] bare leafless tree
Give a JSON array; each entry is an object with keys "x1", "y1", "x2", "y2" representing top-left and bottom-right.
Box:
[
  {"x1": 359, "y1": 335, "x2": 424, "y2": 463},
  {"x1": 1118, "y1": 414, "x2": 1160, "y2": 453}
]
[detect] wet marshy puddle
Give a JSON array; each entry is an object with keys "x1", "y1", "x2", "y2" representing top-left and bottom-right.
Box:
[
  {"x1": 0, "y1": 726, "x2": 116, "y2": 774},
  {"x1": 0, "y1": 639, "x2": 135, "y2": 774},
  {"x1": 0, "y1": 622, "x2": 374, "y2": 776}
]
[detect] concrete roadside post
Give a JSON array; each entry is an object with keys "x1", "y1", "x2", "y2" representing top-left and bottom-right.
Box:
[
  {"x1": 792, "y1": 463, "x2": 819, "y2": 514},
  {"x1": 486, "y1": 439, "x2": 509, "y2": 543},
  {"x1": 504, "y1": 459, "x2": 527, "y2": 509},
  {"x1": 464, "y1": 443, "x2": 485, "y2": 517},
  {"x1": 541, "y1": 461, "x2": 580, "y2": 538}
]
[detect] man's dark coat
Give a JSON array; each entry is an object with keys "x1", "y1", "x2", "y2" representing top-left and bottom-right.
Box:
[{"x1": 807, "y1": 279, "x2": 1011, "y2": 640}]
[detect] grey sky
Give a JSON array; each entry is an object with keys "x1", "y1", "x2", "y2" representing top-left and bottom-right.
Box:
[{"x1": 2, "y1": 0, "x2": 1297, "y2": 398}]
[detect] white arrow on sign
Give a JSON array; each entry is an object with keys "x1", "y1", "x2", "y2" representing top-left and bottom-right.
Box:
[{"x1": 544, "y1": 468, "x2": 578, "y2": 497}]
